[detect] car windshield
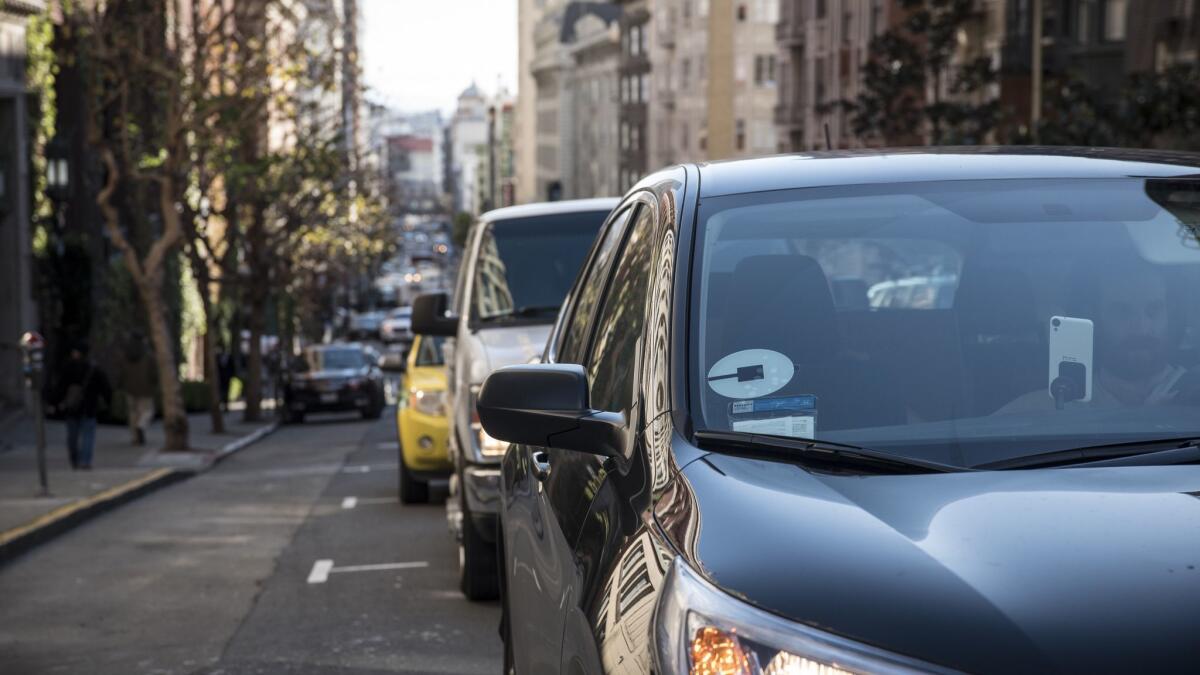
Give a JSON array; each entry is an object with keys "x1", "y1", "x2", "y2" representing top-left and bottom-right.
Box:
[
  {"x1": 691, "y1": 178, "x2": 1200, "y2": 469},
  {"x1": 307, "y1": 348, "x2": 365, "y2": 371},
  {"x1": 472, "y1": 211, "x2": 608, "y2": 322}
]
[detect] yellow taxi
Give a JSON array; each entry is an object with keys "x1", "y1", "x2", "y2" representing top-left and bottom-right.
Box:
[{"x1": 396, "y1": 335, "x2": 452, "y2": 503}]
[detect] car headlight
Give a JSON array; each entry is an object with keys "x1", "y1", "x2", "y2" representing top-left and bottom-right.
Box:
[
  {"x1": 412, "y1": 388, "x2": 446, "y2": 416},
  {"x1": 654, "y1": 558, "x2": 938, "y2": 675},
  {"x1": 470, "y1": 384, "x2": 508, "y2": 458}
]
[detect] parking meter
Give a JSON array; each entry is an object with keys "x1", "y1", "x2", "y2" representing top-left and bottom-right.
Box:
[{"x1": 19, "y1": 332, "x2": 49, "y2": 496}]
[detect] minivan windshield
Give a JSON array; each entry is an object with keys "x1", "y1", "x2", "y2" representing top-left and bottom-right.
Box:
[
  {"x1": 691, "y1": 178, "x2": 1200, "y2": 469},
  {"x1": 472, "y1": 211, "x2": 609, "y2": 323}
]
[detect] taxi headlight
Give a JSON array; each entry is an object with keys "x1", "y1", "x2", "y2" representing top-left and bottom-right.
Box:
[
  {"x1": 654, "y1": 559, "x2": 939, "y2": 675},
  {"x1": 411, "y1": 388, "x2": 446, "y2": 416}
]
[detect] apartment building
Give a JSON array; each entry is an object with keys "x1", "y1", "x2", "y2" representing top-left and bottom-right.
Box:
[
  {"x1": 0, "y1": 0, "x2": 43, "y2": 409},
  {"x1": 615, "y1": 0, "x2": 652, "y2": 191},
  {"x1": 566, "y1": 6, "x2": 623, "y2": 199},
  {"x1": 775, "y1": 0, "x2": 889, "y2": 151}
]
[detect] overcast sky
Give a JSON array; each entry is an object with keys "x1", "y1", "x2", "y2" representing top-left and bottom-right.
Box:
[{"x1": 360, "y1": 0, "x2": 519, "y2": 115}]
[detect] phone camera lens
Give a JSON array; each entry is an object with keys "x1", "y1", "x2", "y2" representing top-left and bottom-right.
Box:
[{"x1": 1052, "y1": 318, "x2": 1061, "y2": 328}]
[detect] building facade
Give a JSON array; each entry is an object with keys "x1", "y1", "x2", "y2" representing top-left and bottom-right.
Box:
[
  {"x1": 0, "y1": 1, "x2": 43, "y2": 409},
  {"x1": 566, "y1": 7, "x2": 622, "y2": 199},
  {"x1": 449, "y1": 83, "x2": 489, "y2": 214}
]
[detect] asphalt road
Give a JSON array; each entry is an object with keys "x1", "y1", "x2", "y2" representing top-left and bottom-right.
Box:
[{"x1": 0, "y1": 410, "x2": 501, "y2": 675}]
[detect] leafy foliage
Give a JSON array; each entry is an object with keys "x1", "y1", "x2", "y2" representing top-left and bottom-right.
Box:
[{"x1": 840, "y1": 0, "x2": 1001, "y2": 145}]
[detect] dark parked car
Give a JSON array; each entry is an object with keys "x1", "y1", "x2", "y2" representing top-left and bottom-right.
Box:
[
  {"x1": 479, "y1": 149, "x2": 1200, "y2": 673},
  {"x1": 283, "y1": 343, "x2": 386, "y2": 423}
]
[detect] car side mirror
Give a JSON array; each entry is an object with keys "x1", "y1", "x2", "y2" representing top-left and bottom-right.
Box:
[
  {"x1": 412, "y1": 293, "x2": 457, "y2": 337},
  {"x1": 477, "y1": 364, "x2": 625, "y2": 458}
]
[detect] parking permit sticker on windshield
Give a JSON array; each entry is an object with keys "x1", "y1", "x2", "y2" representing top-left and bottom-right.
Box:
[
  {"x1": 729, "y1": 395, "x2": 817, "y2": 439},
  {"x1": 706, "y1": 349, "x2": 793, "y2": 399}
]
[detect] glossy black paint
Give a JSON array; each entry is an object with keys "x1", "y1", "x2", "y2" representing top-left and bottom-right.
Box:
[{"x1": 498, "y1": 150, "x2": 1200, "y2": 674}]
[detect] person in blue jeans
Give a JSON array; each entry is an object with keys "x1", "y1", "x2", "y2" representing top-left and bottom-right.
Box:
[{"x1": 52, "y1": 344, "x2": 112, "y2": 470}]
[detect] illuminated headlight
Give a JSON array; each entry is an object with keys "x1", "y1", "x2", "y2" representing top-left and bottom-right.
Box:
[
  {"x1": 654, "y1": 559, "x2": 939, "y2": 675},
  {"x1": 469, "y1": 385, "x2": 509, "y2": 458},
  {"x1": 475, "y1": 425, "x2": 509, "y2": 457},
  {"x1": 412, "y1": 388, "x2": 446, "y2": 416}
]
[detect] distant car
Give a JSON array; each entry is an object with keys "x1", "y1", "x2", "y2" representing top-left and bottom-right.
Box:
[
  {"x1": 380, "y1": 306, "x2": 413, "y2": 344},
  {"x1": 283, "y1": 344, "x2": 385, "y2": 423},
  {"x1": 378, "y1": 344, "x2": 408, "y2": 372},
  {"x1": 348, "y1": 311, "x2": 386, "y2": 339},
  {"x1": 396, "y1": 335, "x2": 452, "y2": 503}
]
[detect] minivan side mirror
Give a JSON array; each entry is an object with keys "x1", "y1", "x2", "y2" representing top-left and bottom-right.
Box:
[
  {"x1": 411, "y1": 293, "x2": 457, "y2": 337},
  {"x1": 477, "y1": 364, "x2": 625, "y2": 458}
]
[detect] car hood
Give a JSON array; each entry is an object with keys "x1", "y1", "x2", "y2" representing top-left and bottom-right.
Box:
[
  {"x1": 671, "y1": 454, "x2": 1200, "y2": 672},
  {"x1": 468, "y1": 324, "x2": 551, "y2": 384},
  {"x1": 406, "y1": 365, "x2": 446, "y2": 391}
]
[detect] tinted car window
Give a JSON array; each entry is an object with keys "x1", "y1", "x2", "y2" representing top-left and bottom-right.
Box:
[
  {"x1": 587, "y1": 206, "x2": 656, "y2": 414},
  {"x1": 558, "y1": 208, "x2": 634, "y2": 364},
  {"x1": 691, "y1": 178, "x2": 1200, "y2": 468},
  {"x1": 472, "y1": 211, "x2": 609, "y2": 323}
]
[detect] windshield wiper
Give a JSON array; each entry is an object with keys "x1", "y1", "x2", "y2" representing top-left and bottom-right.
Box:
[
  {"x1": 977, "y1": 437, "x2": 1200, "y2": 470},
  {"x1": 693, "y1": 430, "x2": 961, "y2": 474},
  {"x1": 479, "y1": 305, "x2": 561, "y2": 322}
]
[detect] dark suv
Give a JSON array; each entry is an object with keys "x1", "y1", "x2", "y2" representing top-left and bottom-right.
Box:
[
  {"x1": 479, "y1": 149, "x2": 1200, "y2": 673},
  {"x1": 283, "y1": 344, "x2": 385, "y2": 423}
]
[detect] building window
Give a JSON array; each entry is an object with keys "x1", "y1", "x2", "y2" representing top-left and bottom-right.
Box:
[
  {"x1": 638, "y1": 74, "x2": 646, "y2": 103},
  {"x1": 755, "y1": 54, "x2": 778, "y2": 86},
  {"x1": 842, "y1": 10, "x2": 853, "y2": 42},
  {"x1": 736, "y1": 119, "x2": 745, "y2": 151},
  {"x1": 681, "y1": 58, "x2": 691, "y2": 88},
  {"x1": 1077, "y1": 0, "x2": 1093, "y2": 44},
  {"x1": 683, "y1": 0, "x2": 691, "y2": 20},
  {"x1": 631, "y1": 125, "x2": 640, "y2": 151},
  {"x1": 699, "y1": 0, "x2": 709, "y2": 17},
  {"x1": 737, "y1": 3, "x2": 747, "y2": 21},
  {"x1": 621, "y1": 122, "x2": 629, "y2": 150},
  {"x1": 681, "y1": 122, "x2": 690, "y2": 152},
  {"x1": 816, "y1": 0, "x2": 827, "y2": 20},
  {"x1": 870, "y1": 0, "x2": 883, "y2": 37},
  {"x1": 1104, "y1": 0, "x2": 1126, "y2": 41}
]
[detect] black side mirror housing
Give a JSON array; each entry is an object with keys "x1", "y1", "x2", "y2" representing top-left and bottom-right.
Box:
[
  {"x1": 412, "y1": 293, "x2": 457, "y2": 337},
  {"x1": 477, "y1": 364, "x2": 625, "y2": 458}
]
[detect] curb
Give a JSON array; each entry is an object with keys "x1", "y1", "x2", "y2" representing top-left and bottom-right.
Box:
[
  {"x1": 0, "y1": 468, "x2": 185, "y2": 566},
  {"x1": 0, "y1": 421, "x2": 280, "y2": 566}
]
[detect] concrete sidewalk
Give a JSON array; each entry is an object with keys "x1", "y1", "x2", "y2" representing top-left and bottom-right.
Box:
[{"x1": 0, "y1": 409, "x2": 278, "y2": 563}]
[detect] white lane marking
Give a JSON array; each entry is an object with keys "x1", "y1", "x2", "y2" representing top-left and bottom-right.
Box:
[
  {"x1": 376, "y1": 441, "x2": 400, "y2": 450},
  {"x1": 307, "y1": 559, "x2": 334, "y2": 584},
  {"x1": 331, "y1": 561, "x2": 429, "y2": 574},
  {"x1": 341, "y1": 462, "x2": 398, "y2": 474},
  {"x1": 341, "y1": 496, "x2": 358, "y2": 509}
]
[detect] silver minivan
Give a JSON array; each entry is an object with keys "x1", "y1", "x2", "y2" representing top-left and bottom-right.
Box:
[{"x1": 412, "y1": 198, "x2": 617, "y2": 599}]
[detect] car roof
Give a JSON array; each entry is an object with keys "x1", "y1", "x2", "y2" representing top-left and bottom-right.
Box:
[
  {"x1": 480, "y1": 197, "x2": 620, "y2": 223},
  {"x1": 694, "y1": 146, "x2": 1200, "y2": 198}
]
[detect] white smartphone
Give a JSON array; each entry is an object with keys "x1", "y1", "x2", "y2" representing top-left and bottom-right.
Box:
[{"x1": 1048, "y1": 316, "x2": 1094, "y2": 403}]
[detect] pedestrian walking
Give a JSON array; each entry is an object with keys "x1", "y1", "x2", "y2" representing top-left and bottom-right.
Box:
[
  {"x1": 118, "y1": 332, "x2": 156, "y2": 445},
  {"x1": 51, "y1": 343, "x2": 112, "y2": 470}
]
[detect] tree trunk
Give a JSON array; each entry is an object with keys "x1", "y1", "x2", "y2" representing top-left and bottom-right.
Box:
[
  {"x1": 244, "y1": 294, "x2": 264, "y2": 422},
  {"x1": 139, "y1": 271, "x2": 190, "y2": 451},
  {"x1": 202, "y1": 302, "x2": 225, "y2": 434}
]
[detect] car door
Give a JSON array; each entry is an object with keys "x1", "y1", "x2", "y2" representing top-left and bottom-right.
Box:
[
  {"x1": 503, "y1": 206, "x2": 634, "y2": 675},
  {"x1": 557, "y1": 201, "x2": 662, "y2": 674}
]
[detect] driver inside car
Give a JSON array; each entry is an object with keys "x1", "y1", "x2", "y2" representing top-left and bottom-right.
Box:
[{"x1": 997, "y1": 260, "x2": 1198, "y2": 413}]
